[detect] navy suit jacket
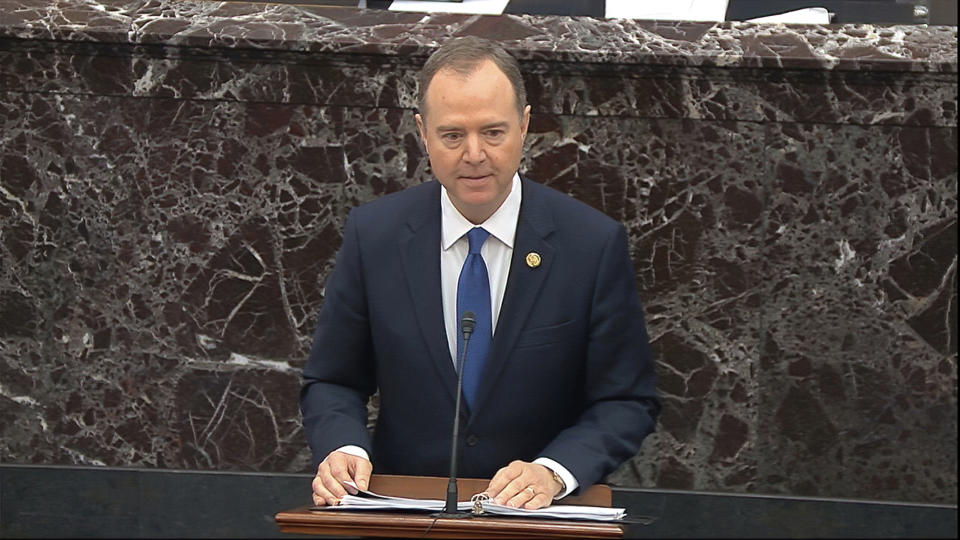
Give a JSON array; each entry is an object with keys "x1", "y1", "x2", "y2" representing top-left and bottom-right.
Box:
[{"x1": 301, "y1": 177, "x2": 659, "y2": 491}]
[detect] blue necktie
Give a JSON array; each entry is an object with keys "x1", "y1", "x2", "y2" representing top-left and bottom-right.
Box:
[{"x1": 457, "y1": 227, "x2": 492, "y2": 409}]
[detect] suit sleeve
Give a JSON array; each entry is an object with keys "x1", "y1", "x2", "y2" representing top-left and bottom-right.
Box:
[
  {"x1": 299, "y1": 209, "x2": 377, "y2": 468},
  {"x1": 539, "y1": 223, "x2": 660, "y2": 492}
]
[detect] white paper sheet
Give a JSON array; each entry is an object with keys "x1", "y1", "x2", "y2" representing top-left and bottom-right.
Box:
[
  {"x1": 605, "y1": 0, "x2": 730, "y2": 21},
  {"x1": 314, "y1": 481, "x2": 626, "y2": 521},
  {"x1": 388, "y1": 0, "x2": 510, "y2": 15}
]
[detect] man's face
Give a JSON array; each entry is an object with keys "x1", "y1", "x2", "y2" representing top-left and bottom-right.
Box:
[{"x1": 416, "y1": 59, "x2": 531, "y2": 224}]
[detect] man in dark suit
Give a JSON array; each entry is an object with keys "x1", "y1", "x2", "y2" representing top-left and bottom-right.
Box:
[{"x1": 302, "y1": 36, "x2": 659, "y2": 510}]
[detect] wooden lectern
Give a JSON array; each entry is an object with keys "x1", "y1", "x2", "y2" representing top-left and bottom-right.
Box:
[{"x1": 275, "y1": 474, "x2": 624, "y2": 539}]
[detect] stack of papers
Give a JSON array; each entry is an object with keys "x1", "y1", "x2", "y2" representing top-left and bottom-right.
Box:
[{"x1": 315, "y1": 483, "x2": 626, "y2": 521}]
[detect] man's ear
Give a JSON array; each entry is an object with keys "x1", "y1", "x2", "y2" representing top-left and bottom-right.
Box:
[
  {"x1": 520, "y1": 105, "x2": 531, "y2": 141},
  {"x1": 415, "y1": 113, "x2": 428, "y2": 149}
]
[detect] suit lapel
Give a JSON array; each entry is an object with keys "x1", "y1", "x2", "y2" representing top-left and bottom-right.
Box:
[
  {"x1": 469, "y1": 178, "x2": 556, "y2": 418},
  {"x1": 399, "y1": 183, "x2": 460, "y2": 402}
]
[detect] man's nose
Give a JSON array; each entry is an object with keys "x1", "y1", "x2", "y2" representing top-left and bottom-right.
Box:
[{"x1": 462, "y1": 134, "x2": 486, "y2": 163}]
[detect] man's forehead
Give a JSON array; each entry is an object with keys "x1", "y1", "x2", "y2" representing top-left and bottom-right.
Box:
[
  {"x1": 422, "y1": 61, "x2": 518, "y2": 113},
  {"x1": 430, "y1": 59, "x2": 502, "y2": 86}
]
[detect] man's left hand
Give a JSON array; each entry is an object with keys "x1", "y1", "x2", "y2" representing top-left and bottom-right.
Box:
[{"x1": 483, "y1": 460, "x2": 563, "y2": 510}]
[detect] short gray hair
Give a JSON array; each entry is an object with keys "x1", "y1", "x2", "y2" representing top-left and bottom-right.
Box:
[{"x1": 417, "y1": 36, "x2": 527, "y2": 119}]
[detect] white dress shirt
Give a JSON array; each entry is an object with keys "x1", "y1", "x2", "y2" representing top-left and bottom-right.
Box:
[
  {"x1": 439, "y1": 173, "x2": 521, "y2": 364},
  {"x1": 339, "y1": 173, "x2": 577, "y2": 498}
]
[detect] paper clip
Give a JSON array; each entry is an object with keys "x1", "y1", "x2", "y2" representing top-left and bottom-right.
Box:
[{"x1": 470, "y1": 493, "x2": 490, "y2": 515}]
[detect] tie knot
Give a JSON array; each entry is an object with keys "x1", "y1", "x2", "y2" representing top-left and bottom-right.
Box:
[{"x1": 466, "y1": 227, "x2": 490, "y2": 255}]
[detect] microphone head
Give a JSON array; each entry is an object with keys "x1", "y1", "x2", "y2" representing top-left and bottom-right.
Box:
[{"x1": 461, "y1": 311, "x2": 476, "y2": 335}]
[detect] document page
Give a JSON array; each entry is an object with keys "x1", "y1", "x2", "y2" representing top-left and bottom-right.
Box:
[{"x1": 312, "y1": 482, "x2": 627, "y2": 521}]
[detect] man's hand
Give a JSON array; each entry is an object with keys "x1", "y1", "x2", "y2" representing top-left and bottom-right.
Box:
[
  {"x1": 311, "y1": 450, "x2": 373, "y2": 506},
  {"x1": 483, "y1": 460, "x2": 564, "y2": 510}
]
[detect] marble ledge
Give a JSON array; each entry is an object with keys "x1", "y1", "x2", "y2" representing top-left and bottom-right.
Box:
[{"x1": 0, "y1": 0, "x2": 956, "y2": 73}]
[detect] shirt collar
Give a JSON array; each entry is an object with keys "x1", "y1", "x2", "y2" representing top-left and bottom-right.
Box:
[{"x1": 441, "y1": 173, "x2": 521, "y2": 251}]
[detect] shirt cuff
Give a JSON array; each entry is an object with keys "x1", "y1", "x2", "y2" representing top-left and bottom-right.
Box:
[
  {"x1": 334, "y1": 445, "x2": 370, "y2": 462},
  {"x1": 533, "y1": 457, "x2": 578, "y2": 499}
]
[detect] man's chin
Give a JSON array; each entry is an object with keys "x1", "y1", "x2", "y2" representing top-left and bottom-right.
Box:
[{"x1": 448, "y1": 190, "x2": 500, "y2": 218}]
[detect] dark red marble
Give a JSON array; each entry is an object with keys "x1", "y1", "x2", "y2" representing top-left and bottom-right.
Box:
[{"x1": 0, "y1": 0, "x2": 955, "y2": 505}]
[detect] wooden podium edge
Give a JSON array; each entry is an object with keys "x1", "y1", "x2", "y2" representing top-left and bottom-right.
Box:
[{"x1": 275, "y1": 506, "x2": 624, "y2": 539}]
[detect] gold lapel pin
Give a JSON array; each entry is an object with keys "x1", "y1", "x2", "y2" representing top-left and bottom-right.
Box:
[{"x1": 525, "y1": 252, "x2": 541, "y2": 268}]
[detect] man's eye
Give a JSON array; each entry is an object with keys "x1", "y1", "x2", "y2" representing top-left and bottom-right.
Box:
[
  {"x1": 442, "y1": 133, "x2": 462, "y2": 142},
  {"x1": 486, "y1": 130, "x2": 504, "y2": 138}
]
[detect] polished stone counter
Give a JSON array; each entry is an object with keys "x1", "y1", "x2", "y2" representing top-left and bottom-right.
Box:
[{"x1": 0, "y1": 464, "x2": 956, "y2": 538}]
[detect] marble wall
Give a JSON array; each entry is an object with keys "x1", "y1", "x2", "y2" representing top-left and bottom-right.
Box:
[{"x1": 0, "y1": 0, "x2": 956, "y2": 504}]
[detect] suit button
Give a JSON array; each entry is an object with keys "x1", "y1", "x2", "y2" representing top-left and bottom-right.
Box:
[{"x1": 466, "y1": 435, "x2": 479, "y2": 447}]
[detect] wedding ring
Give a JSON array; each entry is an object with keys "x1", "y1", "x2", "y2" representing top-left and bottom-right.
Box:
[{"x1": 524, "y1": 486, "x2": 535, "y2": 495}]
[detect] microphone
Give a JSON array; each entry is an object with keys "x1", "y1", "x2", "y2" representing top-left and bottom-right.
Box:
[{"x1": 437, "y1": 311, "x2": 475, "y2": 517}]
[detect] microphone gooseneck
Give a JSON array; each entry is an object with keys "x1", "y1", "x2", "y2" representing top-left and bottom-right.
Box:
[{"x1": 442, "y1": 311, "x2": 476, "y2": 516}]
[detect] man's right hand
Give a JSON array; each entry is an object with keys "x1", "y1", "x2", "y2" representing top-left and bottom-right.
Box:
[{"x1": 311, "y1": 450, "x2": 373, "y2": 506}]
